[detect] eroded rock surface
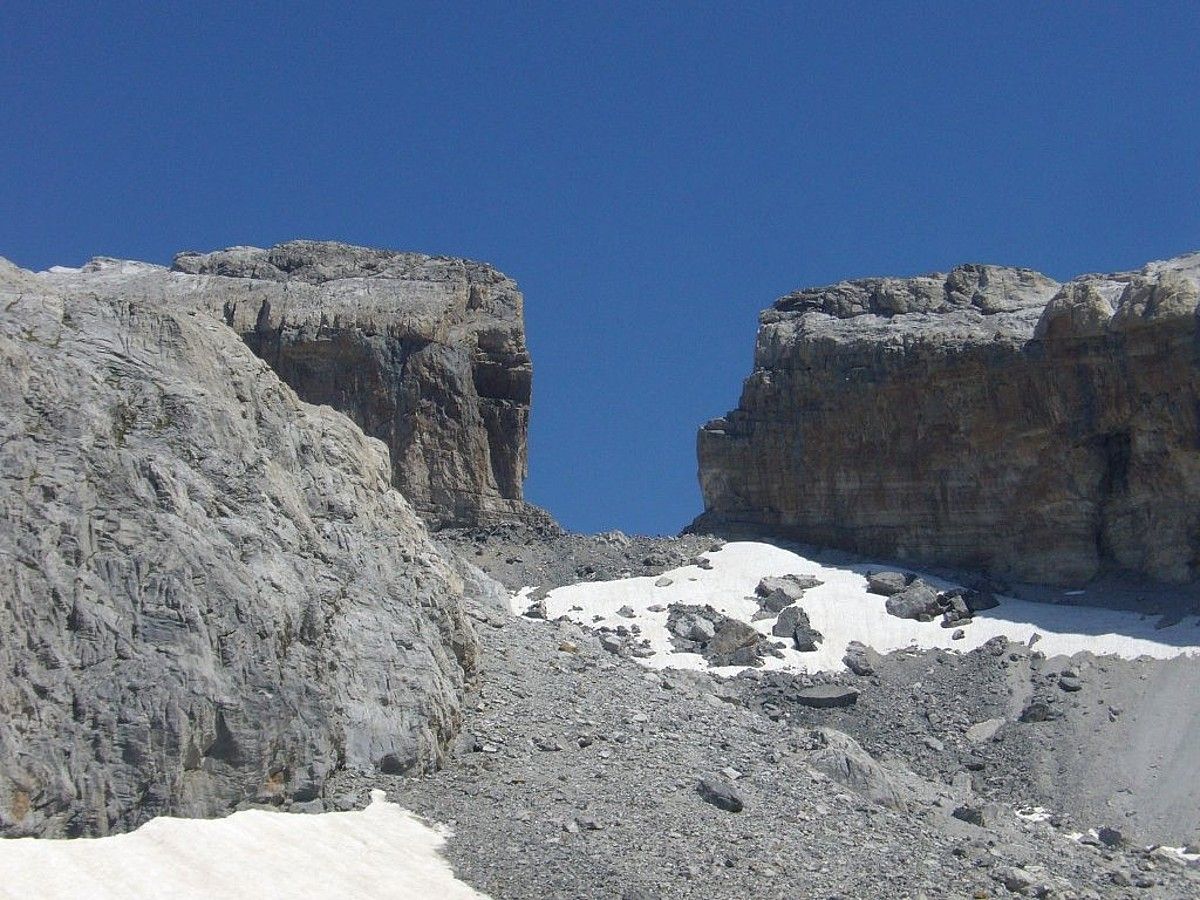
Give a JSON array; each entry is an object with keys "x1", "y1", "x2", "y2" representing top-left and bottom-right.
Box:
[
  {"x1": 695, "y1": 252, "x2": 1200, "y2": 585},
  {"x1": 36, "y1": 240, "x2": 535, "y2": 527},
  {"x1": 0, "y1": 259, "x2": 478, "y2": 836}
]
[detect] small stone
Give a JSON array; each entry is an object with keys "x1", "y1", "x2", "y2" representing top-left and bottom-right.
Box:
[
  {"x1": 654, "y1": 577, "x2": 673, "y2": 588},
  {"x1": 965, "y1": 718, "x2": 1005, "y2": 743},
  {"x1": 697, "y1": 776, "x2": 744, "y2": 813},
  {"x1": 951, "y1": 629, "x2": 966, "y2": 640},
  {"x1": 1109, "y1": 870, "x2": 1133, "y2": 887},
  {"x1": 1019, "y1": 702, "x2": 1060, "y2": 723},
  {"x1": 1098, "y1": 826, "x2": 1126, "y2": 847},
  {"x1": 1058, "y1": 673, "x2": 1083, "y2": 692},
  {"x1": 952, "y1": 805, "x2": 984, "y2": 826},
  {"x1": 599, "y1": 635, "x2": 624, "y2": 654},
  {"x1": 993, "y1": 865, "x2": 1039, "y2": 894},
  {"x1": 617, "y1": 605, "x2": 637, "y2": 619}
]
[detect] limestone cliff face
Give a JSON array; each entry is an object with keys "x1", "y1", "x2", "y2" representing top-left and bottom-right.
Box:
[
  {"x1": 0, "y1": 258, "x2": 479, "y2": 836},
  {"x1": 695, "y1": 253, "x2": 1200, "y2": 585},
  {"x1": 39, "y1": 240, "x2": 534, "y2": 527}
]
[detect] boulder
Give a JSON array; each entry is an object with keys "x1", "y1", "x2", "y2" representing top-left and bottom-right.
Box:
[
  {"x1": 673, "y1": 613, "x2": 716, "y2": 644},
  {"x1": 866, "y1": 571, "x2": 911, "y2": 596},
  {"x1": 965, "y1": 718, "x2": 1006, "y2": 743},
  {"x1": 696, "y1": 777, "x2": 744, "y2": 813},
  {"x1": 707, "y1": 619, "x2": 760, "y2": 654},
  {"x1": 884, "y1": 581, "x2": 941, "y2": 621},
  {"x1": 842, "y1": 641, "x2": 881, "y2": 676},
  {"x1": 770, "y1": 606, "x2": 823, "y2": 651},
  {"x1": 755, "y1": 574, "x2": 823, "y2": 612},
  {"x1": 808, "y1": 728, "x2": 905, "y2": 810}
]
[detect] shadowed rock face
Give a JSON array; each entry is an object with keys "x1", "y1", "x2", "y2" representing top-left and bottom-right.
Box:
[
  {"x1": 0, "y1": 258, "x2": 479, "y2": 836},
  {"x1": 37, "y1": 240, "x2": 535, "y2": 527},
  {"x1": 695, "y1": 253, "x2": 1200, "y2": 586}
]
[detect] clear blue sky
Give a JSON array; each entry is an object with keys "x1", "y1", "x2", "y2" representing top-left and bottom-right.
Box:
[{"x1": 3, "y1": 2, "x2": 1198, "y2": 534}]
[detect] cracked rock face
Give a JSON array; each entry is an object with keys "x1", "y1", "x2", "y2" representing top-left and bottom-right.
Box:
[
  {"x1": 695, "y1": 252, "x2": 1200, "y2": 585},
  {"x1": 37, "y1": 240, "x2": 535, "y2": 527},
  {"x1": 0, "y1": 258, "x2": 478, "y2": 837}
]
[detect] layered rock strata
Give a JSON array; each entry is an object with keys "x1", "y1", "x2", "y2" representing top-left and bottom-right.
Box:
[
  {"x1": 38, "y1": 240, "x2": 534, "y2": 527},
  {"x1": 0, "y1": 258, "x2": 478, "y2": 836},
  {"x1": 695, "y1": 252, "x2": 1200, "y2": 585}
]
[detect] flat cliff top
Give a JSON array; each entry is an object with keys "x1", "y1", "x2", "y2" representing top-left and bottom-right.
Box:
[
  {"x1": 18, "y1": 240, "x2": 523, "y2": 344},
  {"x1": 758, "y1": 251, "x2": 1200, "y2": 357}
]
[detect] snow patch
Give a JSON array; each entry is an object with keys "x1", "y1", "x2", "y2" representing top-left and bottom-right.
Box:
[
  {"x1": 0, "y1": 789, "x2": 488, "y2": 899},
  {"x1": 523, "y1": 542, "x2": 1200, "y2": 674}
]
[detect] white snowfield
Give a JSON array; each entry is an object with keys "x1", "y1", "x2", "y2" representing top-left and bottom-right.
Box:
[
  {"x1": 0, "y1": 790, "x2": 487, "y2": 900},
  {"x1": 517, "y1": 541, "x2": 1200, "y2": 674}
]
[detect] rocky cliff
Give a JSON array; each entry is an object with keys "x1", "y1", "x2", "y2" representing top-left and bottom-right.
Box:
[
  {"x1": 695, "y1": 252, "x2": 1200, "y2": 585},
  {"x1": 0, "y1": 257, "x2": 480, "y2": 836},
  {"x1": 38, "y1": 240, "x2": 534, "y2": 527}
]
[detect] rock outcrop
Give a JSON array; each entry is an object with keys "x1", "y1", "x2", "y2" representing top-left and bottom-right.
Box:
[
  {"x1": 37, "y1": 240, "x2": 535, "y2": 527},
  {"x1": 695, "y1": 252, "x2": 1200, "y2": 585},
  {"x1": 0, "y1": 257, "x2": 479, "y2": 836}
]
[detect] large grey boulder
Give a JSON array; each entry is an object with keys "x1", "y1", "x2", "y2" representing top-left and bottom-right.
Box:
[
  {"x1": 34, "y1": 241, "x2": 538, "y2": 527},
  {"x1": 694, "y1": 251, "x2": 1200, "y2": 585},
  {"x1": 808, "y1": 728, "x2": 906, "y2": 810},
  {"x1": 884, "y1": 580, "x2": 941, "y2": 621},
  {"x1": 0, "y1": 261, "x2": 479, "y2": 837}
]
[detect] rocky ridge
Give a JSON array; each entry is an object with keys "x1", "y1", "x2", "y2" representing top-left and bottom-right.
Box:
[
  {"x1": 695, "y1": 252, "x2": 1200, "y2": 585},
  {"x1": 38, "y1": 240, "x2": 536, "y2": 527},
  {"x1": 0, "y1": 258, "x2": 479, "y2": 836}
]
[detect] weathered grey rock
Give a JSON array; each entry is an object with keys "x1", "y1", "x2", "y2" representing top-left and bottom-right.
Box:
[
  {"x1": 0, "y1": 262, "x2": 478, "y2": 837},
  {"x1": 755, "y1": 574, "x2": 822, "y2": 604},
  {"x1": 965, "y1": 718, "x2": 1006, "y2": 743},
  {"x1": 671, "y1": 611, "x2": 716, "y2": 644},
  {"x1": 770, "y1": 606, "x2": 823, "y2": 651},
  {"x1": 34, "y1": 241, "x2": 537, "y2": 527},
  {"x1": 842, "y1": 641, "x2": 880, "y2": 676},
  {"x1": 694, "y1": 252, "x2": 1200, "y2": 585},
  {"x1": 884, "y1": 581, "x2": 941, "y2": 621},
  {"x1": 696, "y1": 776, "x2": 744, "y2": 813},
  {"x1": 707, "y1": 619, "x2": 761, "y2": 657},
  {"x1": 866, "y1": 571, "x2": 911, "y2": 596},
  {"x1": 942, "y1": 587, "x2": 999, "y2": 614},
  {"x1": 771, "y1": 605, "x2": 808, "y2": 638},
  {"x1": 808, "y1": 728, "x2": 905, "y2": 810},
  {"x1": 1058, "y1": 673, "x2": 1083, "y2": 692},
  {"x1": 992, "y1": 865, "x2": 1040, "y2": 895}
]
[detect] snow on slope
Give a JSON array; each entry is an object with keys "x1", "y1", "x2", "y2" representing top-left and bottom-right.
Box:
[
  {"x1": 517, "y1": 542, "x2": 1200, "y2": 674},
  {"x1": 0, "y1": 790, "x2": 487, "y2": 900}
]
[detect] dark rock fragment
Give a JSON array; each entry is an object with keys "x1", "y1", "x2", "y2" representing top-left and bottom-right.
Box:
[{"x1": 697, "y1": 777, "x2": 744, "y2": 813}]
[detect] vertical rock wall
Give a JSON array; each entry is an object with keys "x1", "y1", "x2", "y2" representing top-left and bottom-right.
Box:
[
  {"x1": 695, "y1": 254, "x2": 1200, "y2": 585},
  {"x1": 40, "y1": 240, "x2": 536, "y2": 527}
]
